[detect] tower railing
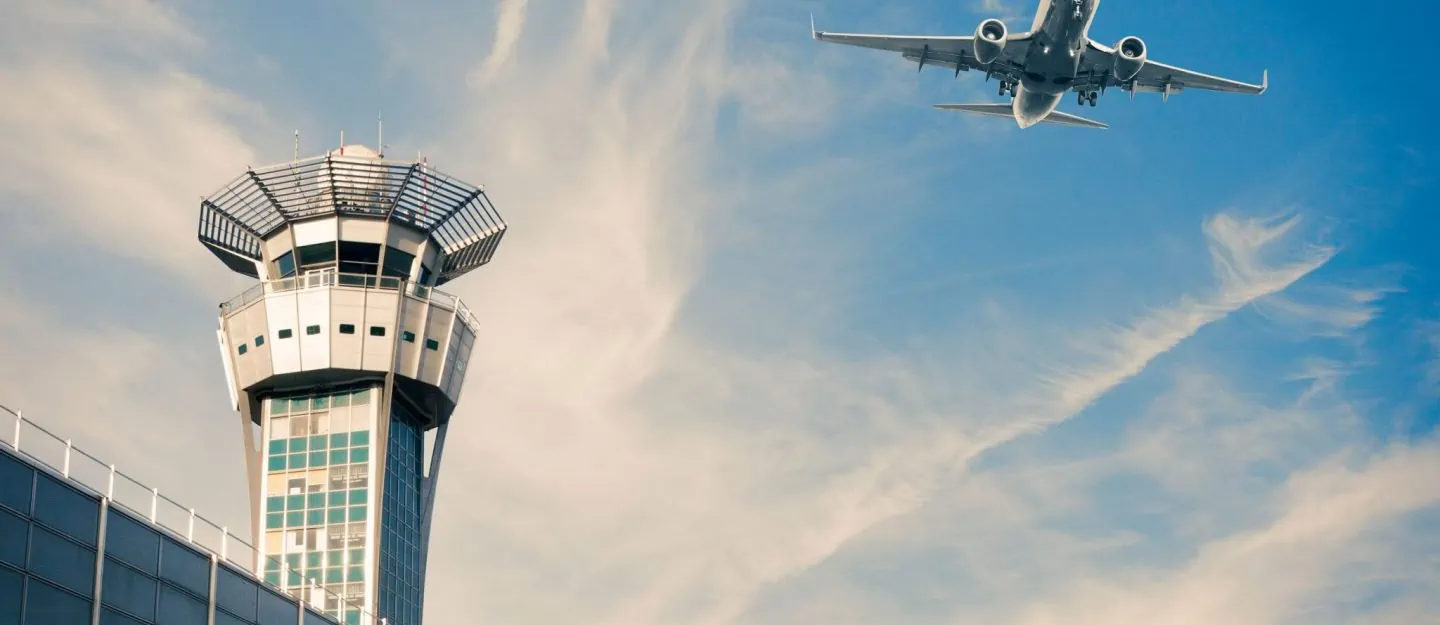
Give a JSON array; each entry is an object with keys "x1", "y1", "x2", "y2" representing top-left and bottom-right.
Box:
[
  {"x1": 221, "y1": 270, "x2": 478, "y2": 332},
  {"x1": 0, "y1": 403, "x2": 389, "y2": 625}
]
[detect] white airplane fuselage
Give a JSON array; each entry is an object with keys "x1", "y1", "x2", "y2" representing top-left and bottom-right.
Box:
[{"x1": 1011, "y1": 0, "x2": 1100, "y2": 127}]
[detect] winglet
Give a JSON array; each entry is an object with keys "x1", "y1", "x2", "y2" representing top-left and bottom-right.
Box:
[
  {"x1": 1259, "y1": 69, "x2": 1268, "y2": 94},
  {"x1": 810, "y1": 13, "x2": 819, "y2": 40}
]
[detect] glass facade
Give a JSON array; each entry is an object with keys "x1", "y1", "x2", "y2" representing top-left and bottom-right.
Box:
[
  {"x1": 0, "y1": 446, "x2": 338, "y2": 625},
  {"x1": 261, "y1": 387, "x2": 376, "y2": 625},
  {"x1": 377, "y1": 404, "x2": 425, "y2": 625}
]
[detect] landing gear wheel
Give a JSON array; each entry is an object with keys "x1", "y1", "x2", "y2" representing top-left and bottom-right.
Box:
[
  {"x1": 1077, "y1": 91, "x2": 1086, "y2": 106},
  {"x1": 1088, "y1": 92, "x2": 1098, "y2": 107},
  {"x1": 999, "y1": 82, "x2": 1008, "y2": 97}
]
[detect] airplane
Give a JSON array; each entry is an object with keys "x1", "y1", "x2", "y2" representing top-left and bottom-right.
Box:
[{"x1": 810, "y1": 0, "x2": 1268, "y2": 129}]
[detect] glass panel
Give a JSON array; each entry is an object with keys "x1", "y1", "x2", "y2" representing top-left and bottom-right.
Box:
[
  {"x1": 216, "y1": 566, "x2": 259, "y2": 622},
  {"x1": 275, "y1": 251, "x2": 296, "y2": 278},
  {"x1": 425, "y1": 339, "x2": 440, "y2": 351},
  {"x1": 102, "y1": 558, "x2": 158, "y2": 622},
  {"x1": 401, "y1": 331, "x2": 415, "y2": 343},
  {"x1": 30, "y1": 525, "x2": 96, "y2": 595},
  {"x1": 25, "y1": 578, "x2": 92, "y2": 625},
  {"x1": 216, "y1": 610, "x2": 252, "y2": 625},
  {"x1": 368, "y1": 326, "x2": 386, "y2": 337},
  {"x1": 350, "y1": 448, "x2": 369, "y2": 464},
  {"x1": 287, "y1": 495, "x2": 304, "y2": 511},
  {"x1": 351, "y1": 431, "x2": 370, "y2": 447},
  {"x1": 347, "y1": 489, "x2": 367, "y2": 505},
  {"x1": 307, "y1": 493, "x2": 325, "y2": 509},
  {"x1": 327, "y1": 509, "x2": 345, "y2": 524},
  {"x1": 309, "y1": 435, "x2": 328, "y2": 451},
  {"x1": 158, "y1": 583, "x2": 208, "y2": 625},
  {"x1": 32, "y1": 473, "x2": 99, "y2": 546},
  {"x1": 381, "y1": 246, "x2": 416, "y2": 279},
  {"x1": 309, "y1": 452, "x2": 327, "y2": 467},
  {"x1": 338, "y1": 324, "x2": 355, "y2": 335},
  {"x1": 267, "y1": 440, "x2": 286, "y2": 455},
  {"x1": 289, "y1": 438, "x2": 308, "y2": 453},
  {"x1": 0, "y1": 453, "x2": 32, "y2": 514},
  {"x1": 0, "y1": 509, "x2": 26, "y2": 567},
  {"x1": 255, "y1": 335, "x2": 265, "y2": 347},
  {"x1": 267, "y1": 457, "x2": 286, "y2": 472},
  {"x1": 0, "y1": 566, "x2": 20, "y2": 625},
  {"x1": 296, "y1": 243, "x2": 336, "y2": 270},
  {"x1": 306, "y1": 325, "x2": 321, "y2": 336},
  {"x1": 266, "y1": 513, "x2": 283, "y2": 530},
  {"x1": 101, "y1": 606, "x2": 149, "y2": 625},
  {"x1": 304, "y1": 608, "x2": 333, "y2": 625},
  {"x1": 278, "y1": 329, "x2": 294, "y2": 339},
  {"x1": 159, "y1": 537, "x2": 210, "y2": 599},
  {"x1": 307, "y1": 510, "x2": 325, "y2": 526},
  {"x1": 338, "y1": 242, "x2": 381, "y2": 275},
  {"x1": 104, "y1": 510, "x2": 160, "y2": 575},
  {"x1": 328, "y1": 492, "x2": 346, "y2": 507}
]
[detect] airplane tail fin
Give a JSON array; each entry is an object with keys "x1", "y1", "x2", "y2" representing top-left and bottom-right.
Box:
[{"x1": 934, "y1": 103, "x2": 1109, "y2": 129}]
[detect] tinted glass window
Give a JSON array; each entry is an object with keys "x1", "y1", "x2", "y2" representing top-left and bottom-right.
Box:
[
  {"x1": 100, "y1": 606, "x2": 149, "y2": 625},
  {"x1": 0, "y1": 453, "x2": 32, "y2": 514},
  {"x1": 105, "y1": 510, "x2": 160, "y2": 575},
  {"x1": 297, "y1": 243, "x2": 336, "y2": 270},
  {"x1": 215, "y1": 565, "x2": 258, "y2": 621},
  {"x1": 102, "y1": 559, "x2": 157, "y2": 622},
  {"x1": 159, "y1": 537, "x2": 210, "y2": 599},
  {"x1": 0, "y1": 508, "x2": 26, "y2": 566},
  {"x1": 303, "y1": 608, "x2": 332, "y2": 625},
  {"x1": 215, "y1": 610, "x2": 254, "y2": 625},
  {"x1": 30, "y1": 525, "x2": 95, "y2": 595},
  {"x1": 0, "y1": 565, "x2": 20, "y2": 625},
  {"x1": 256, "y1": 587, "x2": 297, "y2": 625},
  {"x1": 418, "y1": 264, "x2": 433, "y2": 286},
  {"x1": 338, "y1": 242, "x2": 382, "y2": 275},
  {"x1": 159, "y1": 583, "x2": 208, "y2": 625},
  {"x1": 381, "y1": 246, "x2": 415, "y2": 278},
  {"x1": 32, "y1": 474, "x2": 98, "y2": 546},
  {"x1": 25, "y1": 578, "x2": 92, "y2": 625},
  {"x1": 275, "y1": 251, "x2": 296, "y2": 278}
]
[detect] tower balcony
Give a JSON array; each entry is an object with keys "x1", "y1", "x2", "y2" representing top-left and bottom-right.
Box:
[{"x1": 216, "y1": 270, "x2": 477, "y2": 430}]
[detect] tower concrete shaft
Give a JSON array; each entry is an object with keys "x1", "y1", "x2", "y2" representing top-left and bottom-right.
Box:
[{"x1": 200, "y1": 144, "x2": 506, "y2": 625}]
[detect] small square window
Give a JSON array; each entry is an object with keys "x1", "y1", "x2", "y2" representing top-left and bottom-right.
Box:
[
  {"x1": 289, "y1": 438, "x2": 307, "y2": 453},
  {"x1": 287, "y1": 495, "x2": 304, "y2": 510},
  {"x1": 307, "y1": 510, "x2": 325, "y2": 526},
  {"x1": 348, "y1": 489, "x2": 367, "y2": 505},
  {"x1": 306, "y1": 325, "x2": 321, "y2": 336},
  {"x1": 309, "y1": 451, "x2": 327, "y2": 467},
  {"x1": 326, "y1": 569, "x2": 344, "y2": 584},
  {"x1": 424, "y1": 338, "x2": 440, "y2": 351},
  {"x1": 350, "y1": 448, "x2": 369, "y2": 464},
  {"x1": 339, "y1": 324, "x2": 355, "y2": 335},
  {"x1": 328, "y1": 492, "x2": 346, "y2": 507},
  {"x1": 267, "y1": 456, "x2": 286, "y2": 472},
  {"x1": 369, "y1": 326, "x2": 386, "y2": 337},
  {"x1": 265, "y1": 513, "x2": 283, "y2": 529},
  {"x1": 309, "y1": 435, "x2": 328, "y2": 451},
  {"x1": 402, "y1": 331, "x2": 415, "y2": 343},
  {"x1": 348, "y1": 506, "x2": 366, "y2": 522},
  {"x1": 327, "y1": 508, "x2": 346, "y2": 524},
  {"x1": 306, "y1": 552, "x2": 323, "y2": 568},
  {"x1": 278, "y1": 329, "x2": 293, "y2": 339},
  {"x1": 307, "y1": 493, "x2": 325, "y2": 508},
  {"x1": 255, "y1": 335, "x2": 266, "y2": 347},
  {"x1": 330, "y1": 449, "x2": 348, "y2": 465},
  {"x1": 351, "y1": 431, "x2": 370, "y2": 446},
  {"x1": 330, "y1": 433, "x2": 350, "y2": 448},
  {"x1": 288, "y1": 454, "x2": 307, "y2": 470},
  {"x1": 285, "y1": 512, "x2": 303, "y2": 527},
  {"x1": 264, "y1": 571, "x2": 281, "y2": 586},
  {"x1": 238, "y1": 344, "x2": 248, "y2": 355},
  {"x1": 268, "y1": 440, "x2": 287, "y2": 454}
]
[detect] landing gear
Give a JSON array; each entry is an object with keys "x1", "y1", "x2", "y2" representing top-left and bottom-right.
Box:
[
  {"x1": 1077, "y1": 91, "x2": 1098, "y2": 107},
  {"x1": 1087, "y1": 91, "x2": 1098, "y2": 107},
  {"x1": 998, "y1": 81, "x2": 1016, "y2": 97}
]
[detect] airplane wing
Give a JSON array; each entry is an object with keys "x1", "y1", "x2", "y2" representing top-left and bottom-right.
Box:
[
  {"x1": 1080, "y1": 40, "x2": 1268, "y2": 97},
  {"x1": 811, "y1": 18, "x2": 1033, "y2": 85},
  {"x1": 934, "y1": 104, "x2": 1109, "y2": 129}
]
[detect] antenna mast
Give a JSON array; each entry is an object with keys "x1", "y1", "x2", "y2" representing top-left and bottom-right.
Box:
[
  {"x1": 377, "y1": 112, "x2": 384, "y2": 159},
  {"x1": 293, "y1": 130, "x2": 299, "y2": 161}
]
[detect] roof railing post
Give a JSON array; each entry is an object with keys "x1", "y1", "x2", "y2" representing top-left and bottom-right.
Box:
[
  {"x1": 150, "y1": 487, "x2": 159, "y2": 522},
  {"x1": 107, "y1": 464, "x2": 116, "y2": 499},
  {"x1": 12, "y1": 410, "x2": 20, "y2": 451},
  {"x1": 221, "y1": 527, "x2": 228, "y2": 561},
  {"x1": 187, "y1": 508, "x2": 196, "y2": 542},
  {"x1": 63, "y1": 439, "x2": 72, "y2": 477}
]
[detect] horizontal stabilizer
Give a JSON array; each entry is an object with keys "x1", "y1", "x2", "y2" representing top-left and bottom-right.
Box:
[{"x1": 934, "y1": 103, "x2": 1109, "y2": 129}]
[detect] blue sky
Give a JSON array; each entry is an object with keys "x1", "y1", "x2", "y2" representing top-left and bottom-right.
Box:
[{"x1": 1, "y1": 0, "x2": 1438, "y2": 623}]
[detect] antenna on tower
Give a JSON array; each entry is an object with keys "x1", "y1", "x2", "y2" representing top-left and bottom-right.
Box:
[
  {"x1": 377, "y1": 112, "x2": 384, "y2": 158},
  {"x1": 339, "y1": 130, "x2": 345, "y2": 155},
  {"x1": 293, "y1": 130, "x2": 299, "y2": 161}
]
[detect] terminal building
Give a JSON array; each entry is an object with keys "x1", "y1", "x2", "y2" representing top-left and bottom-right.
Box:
[{"x1": 0, "y1": 144, "x2": 506, "y2": 625}]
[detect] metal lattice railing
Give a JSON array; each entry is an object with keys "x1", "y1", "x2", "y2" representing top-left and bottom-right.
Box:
[
  {"x1": 0, "y1": 404, "x2": 394, "y2": 625},
  {"x1": 198, "y1": 152, "x2": 507, "y2": 286},
  {"x1": 219, "y1": 271, "x2": 478, "y2": 333}
]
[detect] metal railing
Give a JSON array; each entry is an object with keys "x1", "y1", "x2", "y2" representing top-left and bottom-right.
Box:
[
  {"x1": 220, "y1": 270, "x2": 478, "y2": 332},
  {"x1": 0, "y1": 403, "x2": 391, "y2": 625}
]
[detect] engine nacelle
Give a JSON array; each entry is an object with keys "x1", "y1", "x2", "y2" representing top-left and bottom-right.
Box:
[
  {"x1": 973, "y1": 19, "x2": 1007, "y2": 65},
  {"x1": 1111, "y1": 36, "x2": 1147, "y2": 82}
]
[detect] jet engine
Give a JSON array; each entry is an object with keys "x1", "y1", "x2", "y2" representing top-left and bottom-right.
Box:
[
  {"x1": 973, "y1": 19, "x2": 1007, "y2": 65},
  {"x1": 1111, "y1": 36, "x2": 1147, "y2": 81}
]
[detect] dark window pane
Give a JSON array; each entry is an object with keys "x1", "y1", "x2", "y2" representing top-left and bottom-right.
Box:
[
  {"x1": 215, "y1": 565, "x2": 258, "y2": 621},
  {"x1": 381, "y1": 247, "x2": 415, "y2": 279},
  {"x1": 401, "y1": 331, "x2": 415, "y2": 343},
  {"x1": 0, "y1": 566, "x2": 20, "y2": 625},
  {"x1": 25, "y1": 577, "x2": 92, "y2": 625},
  {"x1": 275, "y1": 251, "x2": 296, "y2": 279},
  {"x1": 102, "y1": 559, "x2": 157, "y2": 622},
  {"x1": 303, "y1": 608, "x2": 332, "y2": 625},
  {"x1": 32, "y1": 473, "x2": 99, "y2": 546},
  {"x1": 368, "y1": 326, "x2": 385, "y2": 337},
  {"x1": 338, "y1": 324, "x2": 355, "y2": 335},
  {"x1": 296, "y1": 243, "x2": 336, "y2": 269},
  {"x1": 418, "y1": 264, "x2": 432, "y2": 286},
  {"x1": 256, "y1": 587, "x2": 296, "y2": 625},
  {"x1": 255, "y1": 336, "x2": 265, "y2": 347},
  {"x1": 238, "y1": 344, "x2": 248, "y2": 355},
  {"x1": 30, "y1": 525, "x2": 95, "y2": 595},
  {"x1": 101, "y1": 606, "x2": 150, "y2": 625},
  {"x1": 0, "y1": 509, "x2": 26, "y2": 566},
  {"x1": 424, "y1": 339, "x2": 439, "y2": 351},
  {"x1": 338, "y1": 242, "x2": 381, "y2": 275},
  {"x1": 0, "y1": 453, "x2": 32, "y2": 514},
  {"x1": 159, "y1": 538, "x2": 209, "y2": 599},
  {"x1": 215, "y1": 610, "x2": 253, "y2": 625},
  {"x1": 158, "y1": 583, "x2": 207, "y2": 625},
  {"x1": 278, "y1": 329, "x2": 293, "y2": 339},
  {"x1": 105, "y1": 510, "x2": 160, "y2": 575}
]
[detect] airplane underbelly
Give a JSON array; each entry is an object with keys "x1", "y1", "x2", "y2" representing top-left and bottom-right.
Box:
[{"x1": 1020, "y1": 44, "x2": 1081, "y2": 95}]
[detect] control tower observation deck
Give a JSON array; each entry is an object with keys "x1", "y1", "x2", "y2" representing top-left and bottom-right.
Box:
[{"x1": 198, "y1": 144, "x2": 506, "y2": 625}]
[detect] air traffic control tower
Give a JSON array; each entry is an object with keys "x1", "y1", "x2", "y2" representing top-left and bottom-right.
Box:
[{"x1": 198, "y1": 144, "x2": 506, "y2": 625}]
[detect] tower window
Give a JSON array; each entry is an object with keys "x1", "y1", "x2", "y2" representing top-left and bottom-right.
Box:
[
  {"x1": 255, "y1": 335, "x2": 265, "y2": 347},
  {"x1": 401, "y1": 331, "x2": 415, "y2": 343},
  {"x1": 424, "y1": 339, "x2": 440, "y2": 351},
  {"x1": 278, "y1": 329, "x2": 293, "y2": 339},
  {"x1": 338, "y1": 324, "x2": 355, "y2": 335},
  {"x1": 369, "y1": 326, "x2": 386, "y2": 337},
  {"x1": 237, "y1": 344, "x2": 248, "y2": 355},
  {"x1": 306, "y1": 325, "x2": 321, "y2": 336}
]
